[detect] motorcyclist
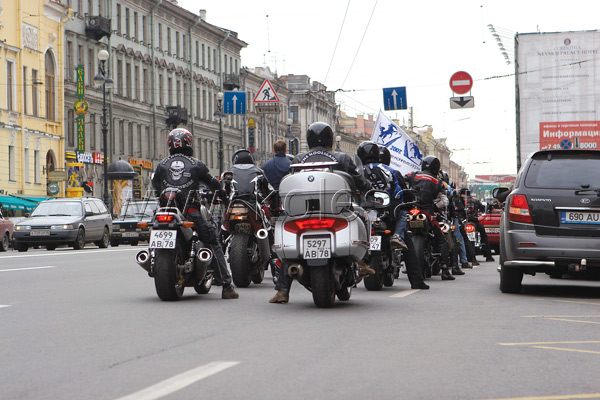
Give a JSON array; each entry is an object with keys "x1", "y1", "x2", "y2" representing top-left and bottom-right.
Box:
[
  {"x1": 261, "y1": 140, "x2": 292, "y2": 216},
  {"x1": 405, "y1": 156, "x2": 454, "y2": 281},
  {"x1": 358, "y1": 142, "x2": 429, "y2": 290},
  {"x1": 461, "y1": 188, "x2": 495, "y2": 262},
  {"x1": 269, "y1": 122, "x2": 374, "y2": 304},
  {"x1": 151, "y1": 128, "x2": 239, "y2": 299},
  {"x1": 222, "y1": 149, "x2": 271, "y2": 202},
  {"x1": 440, "y1": 172, "x2": 465, "y2": 276}
]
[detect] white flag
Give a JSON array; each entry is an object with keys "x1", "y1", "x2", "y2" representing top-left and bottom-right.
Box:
[{"x1": 370, "y1": 110, "x2": 423, "y2": 176}]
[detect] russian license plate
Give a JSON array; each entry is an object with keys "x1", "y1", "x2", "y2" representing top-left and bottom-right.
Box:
[
  {"x1": 149, "y1": 230, "x2": 177, "y2": 249},
  {"x1": 370, "y1": 235, "x2": 382, "y2": 250},
  {"x1": 561, "y1": 211, "x2": 600, "y2": 224},
  {"x1": 409, "y1": 220, "x2": 424, "y2": 228},
  {"x1": 485, "y1": 227, "x2": 500, "y2": 234},
  {"x1": 122, "y1": 232, "x2": 139, "y2": 238},
  {"x1": 467, "y1": 232, "x2": 476, "y2": 242},
  {"x1": 30, "y1": 230, "x2": 50, "y2": 236},
  {"x1": 302, "y1": 237, "x2": 331, "y2": 259}
]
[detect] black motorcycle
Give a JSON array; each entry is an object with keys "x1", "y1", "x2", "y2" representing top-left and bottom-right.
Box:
[{"x1": 135, "y1": 187, "x2": 214, "y2": 301}]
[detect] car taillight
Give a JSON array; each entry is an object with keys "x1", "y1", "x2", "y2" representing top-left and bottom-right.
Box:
[
  {"x1": 465, "y1": 224, "x2": 476, "y2": 233},
  {"x1": 508, "y1": 194, "x2": 532, "y2": 223},
  {"x1": 284, "y1": 218, "x2": 348, "y2": 234},
  {"x1": 156, "y1": 214, "x2": 174, "y2": 223}
]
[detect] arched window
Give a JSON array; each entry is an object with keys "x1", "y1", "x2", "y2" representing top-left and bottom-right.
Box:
[{"x1": 45, "y1": 51, "x2": 56, "y2": 121}]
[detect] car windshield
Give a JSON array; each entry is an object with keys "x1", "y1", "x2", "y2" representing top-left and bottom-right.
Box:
[
  {"x1": 119, "y1": 202, "x2": 157, "y2": 218},
  {"x1": 31, "y1": 201, "x2": 82, "y2": 217},
  {"x1": 524, "y1": 153, "x2": 600, "y2": 189}
]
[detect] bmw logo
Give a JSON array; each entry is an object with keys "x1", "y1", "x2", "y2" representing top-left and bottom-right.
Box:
[
  {"x1": 308, "y1": 175, "x2": 315, "y2": 182},
  {"x1": 581, "y1": 198, "x2": 591, "y2": 204}
]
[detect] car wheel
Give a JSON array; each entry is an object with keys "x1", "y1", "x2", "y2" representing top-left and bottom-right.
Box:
[
  {"x1": 0, "y1": 233, "x2": 9, "y2": 252},
  {"x1": 96, "y1": 227, "x2": 109, "y2": 248},
  {"x1": 15, "y1": 243, "x2": 28, "y2": 252},
  {"x1": 130, "y1": 241, "x2": 139, "y2": 246},
  {"x1": 46, "y1": 244, "x2": 57, "y2": 251},
  {"x1": 110, "y1": 240, "x2": 119, "y2": 247},
  {"x1": 499, "y1": 266, "x2": 523, "y2": 293},
  {"x1": 73, "y1": 228, "x2": 86, "y2": 250}
]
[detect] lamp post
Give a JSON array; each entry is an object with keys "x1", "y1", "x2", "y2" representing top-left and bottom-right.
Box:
[
  {"x1": 94, "y1": 49, "x2": 113, "y2": 208},
  {"x1": 215, "y1": 92, "x2": 224, "y2": 175}
]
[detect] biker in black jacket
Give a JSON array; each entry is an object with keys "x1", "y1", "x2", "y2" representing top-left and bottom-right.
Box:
[{"x1": 152, "y1": 128, "x2": 239, "y2": 299}]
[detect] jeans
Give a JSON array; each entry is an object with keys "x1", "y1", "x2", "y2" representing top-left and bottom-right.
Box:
[
  {"x1": 452, "y1": 218, "x2": 468, "y2": 264},
  {"x1": 394, "y1": 210, "x2": 407, "y2": 240}
]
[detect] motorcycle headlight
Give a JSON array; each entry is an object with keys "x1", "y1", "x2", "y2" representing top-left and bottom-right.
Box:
[
  {"x1": 230, "y1": 206, "x2": 248, "y2": 215},
  {"x1": 51, "y1": 224, "x2": 74, "y2": 230}
]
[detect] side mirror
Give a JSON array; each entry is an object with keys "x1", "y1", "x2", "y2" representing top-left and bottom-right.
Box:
[
  {"x1": 85, "y1": 210, "x2": 94, "y2": 217},
  {"x1": 365, "y1": 190, "x2": 390, "y2": 207}
]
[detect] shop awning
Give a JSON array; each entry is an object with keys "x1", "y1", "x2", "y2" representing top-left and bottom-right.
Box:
[{"x1": 0, "y1": 195, "x2": 50, "y2": 211}]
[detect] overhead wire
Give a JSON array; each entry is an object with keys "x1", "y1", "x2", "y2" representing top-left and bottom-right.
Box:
[{"x1": 323, "y1": 0, "x2": 351, "y2": 87}]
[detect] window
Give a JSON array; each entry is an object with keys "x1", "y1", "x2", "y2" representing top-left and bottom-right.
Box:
[
  {"x1": 6, "y1": 61, "x2": 14, "y2": 111},
  {"x1": 90, "y1": 113, "x2": 96, "y2": 150},
  {"x1": 116, "y1": 4, "x2": 121, "y2": 35},
  {"x1": 159, "y1": 74, "x2": 163, "y2": 106},
  {"x1": 176, "y1": 79, "x2": 180, "y2": 105},
  {"x1": 195, "y1": 88, "x2": 200, "y2": 117},
  {"x1": 290, "y1": 106, "x2": 299, "y2": 124},
  {"x1": 134, "y1": 65, "x2": 139, "y2": 100},
  {"x1": 88, "y1": 0, "x2": 93, "y2": 15},
  {"x1": 224, "y1": 55, "x2": 227, "y2": 75},
  {"x1": 142, "y1": 16, "x2": 147, "y2": 43},
  {"x1": 45, "y1": 51, "x2": 56, "y2": 121},
  {"x1": 168, "y1": 77, "x2": 172, "y2": 105},
  {"x1": 182, "y1": 34, "x2": 187, "y2": 60},
  {"x1": 9, "y1": 146, "x2": 15, "y2": 181},
  {"x1": 195, "y1": 41, "x2": 199, "y2": 65},
  {"x1": 77, "y1": 44, "x2": 84, "y2": 69},
  {"x1": 183, "y1": 83, "x2": 188, "y2": 110},
  {"x1": 202, "y1": 44, "x2": 205, "y2": 68},
  {"x1": 87, "y1": 48, "x2": 94, "y2": 87},
  {"x1": 128, "y1": 122, "x2": 133, "y2": 155},
  {"x1": 23, "y1": 67, "x2": 28, "y2": 114},
  {"x1": 67, "y1": 110, "x2": 75, "y2": 147},
  {"x1": 32, "y1": 69, "x2": 39, "y2": 117},
  {"x1": 119, "y1": 120, "x2": 125, "y2": 154},
  {"x1": 142, "y1": 68, "x2": 148, "y2": 102},
  {"x1": 133, "y1": 11, "x2": 138, "y2": 40},
  {"x1": 126, "y1": 62, "x2": 131, "y2": 98},
  {"x1": 66, "y1": 41, "x2": 73, "y2": 81},
  {"x1": 167, "y1": 27, "x2": 171, "y2": 54},
  {"x1": 207, "y1": 46, "x2": 211, "y2": 70},
  {"x1": 34, "y1": 150, "x2": 41, "y2": 184},
  {"x1": 158, "y1": 23, "x2": 162, "y2": 48},
  {"x1": 137, "y1": 124, "x2": 142, "y2": 156},
  {"x1": 116, "y1": 59, "x2": 123, "y2": 96},
  {"x1": 213, "y1": 49, "x2": 216, "y2": 71},
  {"x1": 175, "y1": 31, "x2": 179, "y2": 57},
  {"x1": 24, "y1": 148, "x2": 30, "y2": 183},
  {"x1": 125, "y1": 8, "x2": 130, "y2": 37},
  {"x1": 145, "y1": 126, "x2": 151, "y2": 158}
]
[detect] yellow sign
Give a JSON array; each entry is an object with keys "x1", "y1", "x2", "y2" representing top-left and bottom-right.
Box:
[{"x1": 74, "y1": 99, "x2": 88, "y2": 115}]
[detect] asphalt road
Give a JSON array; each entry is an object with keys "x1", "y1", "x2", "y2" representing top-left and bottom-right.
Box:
[{"x1": 1, "y1": 246, "x2": 600, "y2": 400}]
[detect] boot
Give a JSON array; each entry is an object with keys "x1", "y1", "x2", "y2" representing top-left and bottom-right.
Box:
[
  {"x1": 471, "y1": 259, "x2": 480, "y2": 266},
  {"x1": 269, "y1": 290, "x2": 289, "y2": 304},
  {"x1": 486, "y1": 255, "x2": 495, "y2": 262},
  {"x1": 390, "y1": 234, "x2": 408, "y2": 250},
  {"x1": 452, "y1": 266, "x2": 465, "y2": 275},
  {"x1": 358, "y1": 260, "x2": 375, "y2": 276},
  {"x1": 461, "y1": 262, "x2": 473, "y2": 269},
  {"x1": 441, "y1": 267, "x2": 455, "y2": 280},
  {"x1": 222, "y1": 285, "x2": 239, "y2": 299},
  {"x1": 411, "y1": 282, "x2": 430, "y2": 290}
]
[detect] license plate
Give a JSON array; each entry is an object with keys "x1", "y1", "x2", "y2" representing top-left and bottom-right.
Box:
[
  {"x1": 560, "y1": 211, "x2": 600, "y2": 224},
  {"x1": 302, "y1": 237, "x2": 331, "y2": 259},
  {"x1": 122, "y1": 232, "x2": 139, "y2": 238},
  {"x1": 467, "y1": 232, "x2": 476, "y2": 242},
  {"x1": 30, "y1": 230, "x2": 50, "y2": 236},
  {"x1": 485, "y1": 227, "x2": 500, "y2": 234},
  {"x1": 149, "y1": 230, "x2": 177, "y2": 249},
  {"x1": 370, "y1": 235, "x2": 382, "y2": 250},
  {"x1": 409, "y1": 220, "x2": 424, "y2": 228}
]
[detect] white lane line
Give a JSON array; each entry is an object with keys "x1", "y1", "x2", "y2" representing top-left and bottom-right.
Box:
[
  {"x1": 0, "y1": 305, "x2": 12, "y2": 309},
  {"x1": 0, "y1": 266, "x2": 56, "y2": 272},
  {"x1": 1, "y1": 247, "x2": 140, "y2": 259},
  {"x1": 115, "y1": 361, "x2": 239, "y2": 400},
  {"x1": 391, "y1": 289, "x2": 420, "y2": 298}
]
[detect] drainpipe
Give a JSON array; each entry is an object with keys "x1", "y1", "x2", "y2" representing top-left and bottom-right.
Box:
[
  {"x1": 150, "y1": 0, "x2": 163, "y2": 160},
  {"x1": 188, "y1": 13, "x2": 202, "y2": 137},
  {"x1": 217, "y1": 30, "x2": 230, "y2": 175}
]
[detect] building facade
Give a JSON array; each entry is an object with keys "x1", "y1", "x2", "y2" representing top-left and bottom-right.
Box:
[{"x1": 0, "y1": 0, "x2": 69, "y2": 208}]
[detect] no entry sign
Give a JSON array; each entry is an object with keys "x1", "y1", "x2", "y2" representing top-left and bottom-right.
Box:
[{"x1": 449, "y1": 71, "x2": 473, "y2": 95}]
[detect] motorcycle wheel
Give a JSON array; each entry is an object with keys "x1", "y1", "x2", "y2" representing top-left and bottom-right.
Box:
[
  {"x1": 229, "y1": 233, "x2": 252, "y2": 288},
  {"x1": 364, "y1": 254, "x2": 384, "y2": 291},
  {"x1": 251, "y1": 266, "x2": 265, "y2": 284},
  {"x1": 412, "y1": 234, "x2": 432, "y2": 279},
  {"x1": 311, "y1": 264, "x2": 336, "y2": 308},
  {"x1": 336, "y1": 284, "x2": 351, "y2": 301},
  {"x1": 154, "y1": 246, "x2": 185, "y2": 301},
  {"x1": 194, "y1": 275, "x2": 212, "y2": 294}
]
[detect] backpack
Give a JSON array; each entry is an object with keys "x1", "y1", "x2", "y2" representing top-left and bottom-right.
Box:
[{"x1": 364, "y1": 164, "x2": 391, "y2": 192}]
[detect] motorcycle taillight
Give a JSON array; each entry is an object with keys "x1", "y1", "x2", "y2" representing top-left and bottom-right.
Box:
[
  {"x1": 156, "y1": 214, "x2": 174, "y2": 223},
  {"x1": 409, "y1": 208, "x2": 421, "y2": 216},
  {"x1": 284, "y1": 218, "x2": 348, "y2": 234},
  {"x1": 465, "y1": 224, "x2": 476, "y2": 233}
]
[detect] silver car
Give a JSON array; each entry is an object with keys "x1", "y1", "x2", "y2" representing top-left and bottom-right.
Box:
[
  {"x1": 498, "y1": 149, "x2": 600, "y2": 293},
  {"x1": 13, "y1": 197, "x2": 112, "y2": 251}
]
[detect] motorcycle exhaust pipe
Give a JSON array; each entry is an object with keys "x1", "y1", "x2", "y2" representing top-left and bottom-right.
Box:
[
  {"x1": 441, "y1": 223, "x2": 451, "y2": 233},
  {"x1": 406, "y1": 214, "x2": 413, "y2": 221},
  {"x1": 256, "y1": 228, "x2": 269, "y2": 240},
  {"x1": 256, "y1": 229, "x2": 271, "y2": 267},
  {"x1": 417, "y1": 214, "x2": 427, "y2": 221},
  {"x1": 196, "y1": 248, "x2": 213, "y2": 264},
  {"x1": 135, "y1": 250, "x2": 151, "y2": 273},
  {"x1": 288, "y1": 263, "x2": 304, "y2": 278}
]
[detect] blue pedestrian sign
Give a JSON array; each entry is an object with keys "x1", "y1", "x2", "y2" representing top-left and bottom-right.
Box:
[
  {"x1": 223, "y1": 91, "x2": 246, "y2": 115},
  {"x1": 382, "y1": 87, "x2": 407, "y2": 111}
]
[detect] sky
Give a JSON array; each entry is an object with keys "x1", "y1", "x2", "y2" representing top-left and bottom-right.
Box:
[{"x1": 179, "y1": 0, "x2": 599, "y2": 177}]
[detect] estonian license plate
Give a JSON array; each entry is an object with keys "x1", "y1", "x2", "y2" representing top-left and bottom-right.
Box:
[
  {"x1": 122, "y1": 232, "x2": 139, "y2": 238},
  {"x1": 370, "y1": 235, "x2": 382, "y2": 250},
  {"x1": 561, "y1": 211, "x2": 600, "y2": 224},
  {"x1": 485, "y1": 227, "x2": 500, "y2": 234},
  {"x1": 467, "y1": 232, "x2": 476, "y2": 242},
  {"x1": 30, "y1": 230, "x2": 50, "y2": 236},
  {"x1": 149, "y1": 230, "x2": 177, "y2": 249},
  {"x1": 302, "y1": 237, "x2": 331, "y2": 259}
]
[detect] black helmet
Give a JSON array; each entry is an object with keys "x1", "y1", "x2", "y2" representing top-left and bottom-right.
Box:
[
  {"x1": 378, "y1": 145, "x2": 391, "y2": 166},
  {"x1": 306, "y1": 122, "x2": 334, "y2": 149},
  {"x1": 460, "y1": 187, "x2": 470, "y2": 196},
  {"x1": 421, "y1": 156, "x2": 440, "y2": 176},
  {"x1": 441, "y1": 170, "x2": 449, "y2": 183},
  {"x1": 357, "y1": 141, "x2": 380, "y2": 164},
  {"x1": 167, "y1": 128, "x2": 193, "y2": 156},
  {"x1": 232, "y1": 149, "x2": 254, "y2": 165}
]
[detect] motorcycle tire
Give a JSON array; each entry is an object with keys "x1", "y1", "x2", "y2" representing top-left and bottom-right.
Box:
[
  {"x1": 154, "y1": 246, "x2": 185, "y2": 301},
  {"x1": 364, "y1": 254, "x2": 384, "y2": 291},
  {"x1": 251, "y1": 266, "x2": 265, "y2": 284},
  {"x1": 336, "y1": 284, "x2": 351, "y2": 301},
  {"x1": 412, "y1": 234, "x2": 432, "y2": 279},
  {"x1": 229, "y1": 233, "x2": 252, "y2": 288},
  {"x1": 311, "y1": 264, "x2": 336, "y2": 308}
]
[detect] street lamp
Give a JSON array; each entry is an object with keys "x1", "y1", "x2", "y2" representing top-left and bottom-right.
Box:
[
  {"x1": 215, "y1": 91, "x2": 224, "y2": 175},
  {"x1": 94, "y1": 49, "x2": 113, "y2": 208}
]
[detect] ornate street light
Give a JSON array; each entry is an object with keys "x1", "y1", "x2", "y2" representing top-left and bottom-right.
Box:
[
  {"x1": 215, "y1": 91, "x2": 224, "y2": 174},
  {"x1": 94, "y1": 49, "x2": 113, "y2": 208}
]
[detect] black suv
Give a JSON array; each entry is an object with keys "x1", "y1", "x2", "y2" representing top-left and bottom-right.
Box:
[{"x1": 497, "y1": 149, "x2": 600, "y2": 293}]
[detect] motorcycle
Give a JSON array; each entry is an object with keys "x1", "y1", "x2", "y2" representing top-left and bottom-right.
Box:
[
  {"x1": 134, "y1": 186, "x2": 214, "y2": 301},
  {"x1": 221, "y1": 173, "x2": 272, "y2": 288},
  {"x1": 464, "y1": 219, "x2": 481, "y2": 254},
  {"x1": 406, "y1": 204, "x2": 451, "y2": 279},
  {"x1": 273, "y1": 161, "x2": 372, "y2": 308}
]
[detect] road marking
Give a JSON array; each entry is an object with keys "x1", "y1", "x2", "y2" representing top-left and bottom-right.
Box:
[
  {"x1": 523, "y1": 315, "x2": 600, "y2": 318},
  {"x1": 115, "y1": 361, "x2": 239, "y2": 400},
  {"x1": 0, "y1": 266, "x2": 56, "y2": 272},
  {"x1": 499, "y1": 341, "x2": 600, "y2": 346},
  {"x1": 546, "y1": 318, "x2": 600, "y2": 325},
  {"x1": 0, "y1": 247, "x2": 140, "y2": 259},
  {"x1": 484, "y1": 392, "x2": 600, "y2": 399},
  {"x1": 391, "y1": 289, "x2": 420, "y2": 298},
  {"x1": 554, "y1": 300, "x2": 600, "y2": 306},
  {"x1": 0, "y1": 305, "x2": 11, "y2": 309},
  {"x1": 531, "y1": 346, "x2": 600, "y2": 355}
]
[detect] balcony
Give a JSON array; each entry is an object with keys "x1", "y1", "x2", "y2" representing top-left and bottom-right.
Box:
[
  {"x1": 166, "y1": 106, "x2": 188, "y2": 128},
  {"x1": 223, "y1": 74, "x2": 240, "y2": 90},
  {"x1": 85, "y1": 16, "x2": 111, "y2": 41}
]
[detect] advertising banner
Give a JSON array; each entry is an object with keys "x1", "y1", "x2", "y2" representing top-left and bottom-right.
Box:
[{"x1": 516, "y1": 31, "x2": 600, "y2": 166}]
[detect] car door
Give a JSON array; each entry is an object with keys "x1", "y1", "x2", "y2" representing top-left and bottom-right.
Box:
[{"x1": 84, "y1": 200, "x2": 101, "y2": 240}]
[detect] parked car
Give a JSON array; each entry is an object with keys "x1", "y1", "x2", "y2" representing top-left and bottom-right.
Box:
[
  {"x1": 497, "y1": 149, "x2": 600, "y2": 293},
  {"x1": 479, "y1": 206, "x2": 502, "y2": 254},
  {"x1": 0, "y1": 209, "x2": 14, "y2": 251},
  {"x1": 110, "y1": 199, "x2": 158, "y2": 246},
  {"x1": 13, "y1": 197, "x2": 112, "y2": 251}
]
